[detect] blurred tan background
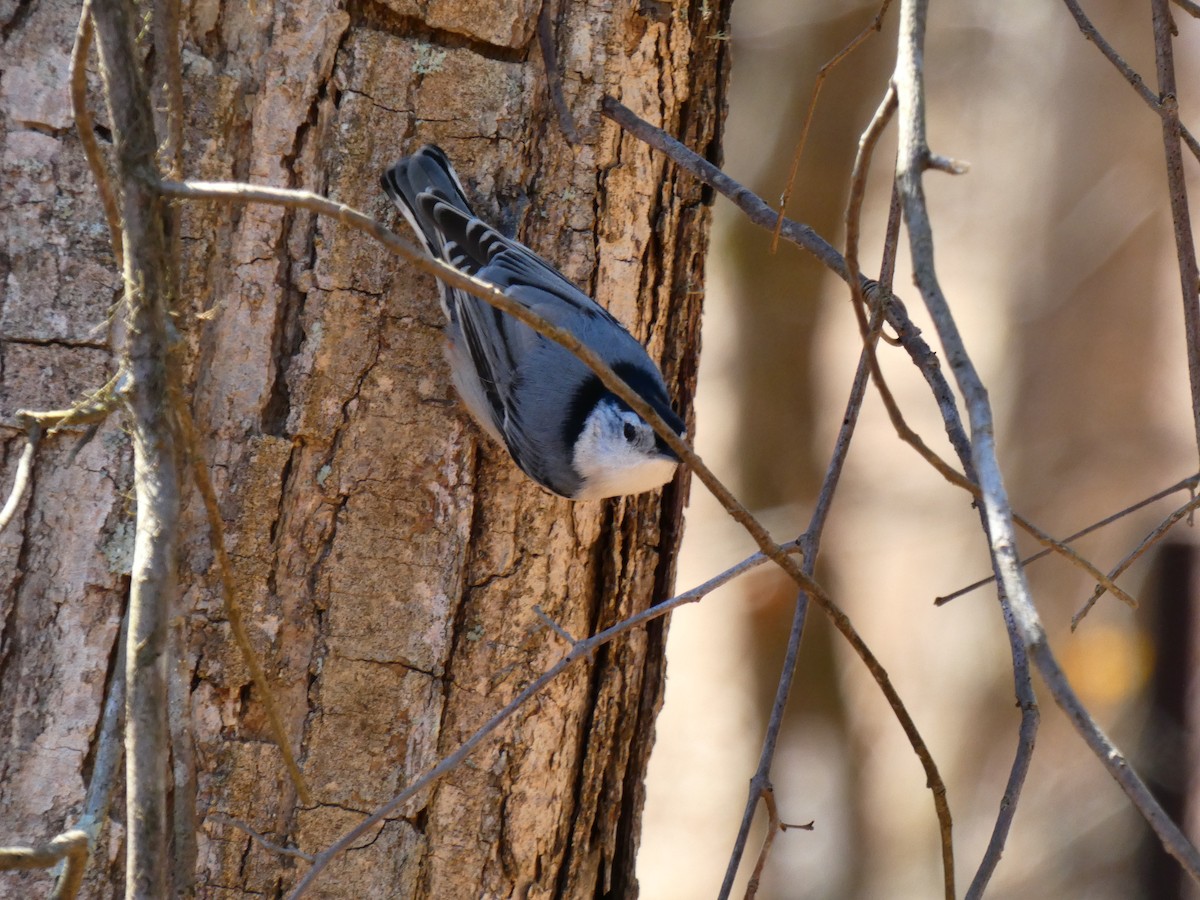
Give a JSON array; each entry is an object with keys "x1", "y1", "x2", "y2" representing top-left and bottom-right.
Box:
[{"x1": 638, "y1": 0, "x2": 1200, "y2": 897}]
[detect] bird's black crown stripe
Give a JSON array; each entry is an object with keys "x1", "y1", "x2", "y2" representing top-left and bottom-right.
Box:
[{"x1": 561, "y1": 361, "x2": 684, "y2": 458}]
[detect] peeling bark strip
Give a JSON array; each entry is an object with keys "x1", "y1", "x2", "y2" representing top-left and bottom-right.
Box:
[
  {"x1": 0, "y1": 0, "x2": 721, "y2": 897},
  {"x1": 90, "y1": 0, "x2": 181, "y2": 897}
]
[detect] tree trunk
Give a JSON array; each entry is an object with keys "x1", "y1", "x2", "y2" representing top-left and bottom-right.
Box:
[{"x1": 0, "y1": 0, "x2": 727, "y2": 896}]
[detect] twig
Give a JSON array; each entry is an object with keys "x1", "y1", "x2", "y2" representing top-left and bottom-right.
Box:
[
  {"x1": 0, "y1": 423, "x2": 42, "y2": 533},
  {"x1": 70, "y1": 0, "x2": 123, "y2": 265},
  {"x1": 852, "y1": 246, "x2": 1039, "y2": 900},
  {"x1": 846, "y1": 80, "x2": 955, "y2": 900},
  {"x1": 1073, "y1": 489, "x2": 1200, "y2": 628},
  {"x1": 1150, "y1": 0, "x2": 1200, "y2": 467},
  {"x1": 600, "y1": 95, "x2": 1154, "y2": 597},
  {"x1": 718, "y1": 591, "x2": 812, "y2": 900},
  {"x1": 167, "y1": 613, "x2": 197, "y2": 897},
  {"x1": 152, "y1": 0, "x2": 185, "y2": 308},
  {"x1": 532, "y1": 604, "x2": 579, "y2": 646},
  {"x1": 54, "y1": 611, "x2": 128, "y2": 896},
  {"x1": 536, "y1": 0, "x2": 580, "y2": 144},
  {"x1": 895, "y1": 0, "x2": 1200, "y2": 883},
  {"x1": 287, "y1": 543, "x2": 803, "y2": 897},
  {"x1": 211, "y1": 814, "x2": 316, "y2": 864},
  {"x1": 849, "y1": 184, "x2": 1035, "y2": 900},
  {"x1": 91, "y1": 0, "x2": 183, "y2": 895},
  {"x1": 153, "y1": 0, "x2": 184, "y2": 181},
  {"x1": 174, "y1": 401, "x2": 313, "y2": 803},
  {"x1": 603, "y1": 95, "x2": 1156, "y2": 892},
  {"x1": 1173, "y1": 0, "x2": 1200, "y2": 17},
  {"x1": 600, "y1": 105, "x2": 956, "y2": 895},
  {"x1": 0, "y1": 830, "x2": 90, "y2": 899},
  {"x1": 722, "y1": 82, "x2": 956, "y2": 898},
  {"x1": 937, "y1": 473, "x2": 1200, "y2": 604},
  {"x1": 1059, "y1": 0, "x2": 1200, "y2": 164},
  {"x1": 601, "y1": 97, "x2": 850, "y2": 279},
  {"x1": 16, "y1": 375, "x2": 121, "y2": 434},
  {"x1": 770, "y1": 0, "x2": 895, "y2": 252},
  {"x1": 744, "y1": 786, "x2": 783, "y2": 900}
]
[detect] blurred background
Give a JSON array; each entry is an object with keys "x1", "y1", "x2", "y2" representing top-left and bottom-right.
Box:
[{"x1": 638, "y1": 0, "x2": 1200, "y2": 897}]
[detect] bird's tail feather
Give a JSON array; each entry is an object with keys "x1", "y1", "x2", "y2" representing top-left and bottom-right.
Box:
[{"x1": 380, "y1": 145, "x2": 473, "y2": 255}]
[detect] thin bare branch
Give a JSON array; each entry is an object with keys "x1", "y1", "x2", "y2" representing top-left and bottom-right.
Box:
[
  {"x1": 70, "y1": 0, "x2": 123, "y2": 265},
  {"x1": 211, "y1": 814, "x2": 316, "y2": 864},
  {"x1": 722, "y1": 78, "x2": 955, "y2": 899},
  {"x1": 287, "y1": 542, "x2": 803, "y2": 897},
  {"x1": 770, "y1": 0, "x2": 895, "y2": 251},
  {"x1": 1173, "y1": 0, "x2": 1200, "y2": 17},
  {"x1": 1150, "y1": 0, "x2": 1200, "y2": 467},
  {"x1": 601, "y1": 97, "x2": 851, "y2": 278},
  {"x1": 53, "y1": 612, "x2": 127, "y2": 897},
  {"x1": 1059, "y1": 0, "x2": 1200, "y2": 164},
  {"x1": 0, "y1": 830, "x2": 89, "y2": 899},
  {"x1": 532, "y1": 604, "x2": 580, "y2": 647},
  {"x1": 743, "y1": 786, "x2": 782, "y2": 900},
  {"x1": 92, "y1": 0, "x2": 182, "y2": 895},
  {"x1": 895, "y1": 0, "x2": 1200, "y2": 883},
  {"x1": 0, "y1": 423, "x2": 41, "y2": 533},
  {"x1": 537, "y1": 0, "x2": 581, "y2": 144},
  {"x1": 718, "y1": 591, "x2": 812, "y2": 900},
  {"x1": 846, "y1": 81, "x2": 955, "y2": 900},
  {"x1": 1073, "y1": 488, "x2": 1200, "y2": 628},
  {"x1": 15, "y1": 376, "x2": 121, "y2": 434},
  {"x1": 174, "y1": 401, "x2": 313, "y2": 803},
  {"x1": 938, "y1": 473, "x2": 1200, "y2": 604}
]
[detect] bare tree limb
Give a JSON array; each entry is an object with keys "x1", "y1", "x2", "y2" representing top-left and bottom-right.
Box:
[
  {"x1": 937, "y1": 473, "x2": 1200, "y2": 604},
  {"x1": 286, "y1": 542, "x2": 803, "y2": 897},
  {"x1": 0, "y1": 830, "x2": 89, "y2": 899},
  {"x1": 601, "y1": 97, "x2": 850, "y2": 279},
  {"x1": 771, "y1": 0, "x2": 895, "y2": 251},
  {"x1": 0, "y1": 423, "x2": 41, "y2": 533},
  {"x1": 91, "y1": 0, "x2": 183, "y2": 895},
  {"x1": 210, "y1": 814, "x2": 316, "y2": 864},
  {"x1": 895, "y1": 0, "x2": 1200, "y2": 884},
  {"x1": 1059, "y1": 0, "x2": 1200, "y2": 163},
  {"x1": 721, "y1": 81, "x2": 955, "y2": 899},
  {"x1": 70, "y1": 0, "x2": 123, "y2": 266},
  {"x1": 1149, "y1": 0, "x2": 1200, "y2": 467},
  {"x1": 743, "y1": 786, "x2": 783, "y2": 900},
  {"x1": 53, "y1": 612, "x2": 128, "y2": 896},
  {"x1": 174, "y1": 401, "x2": 313, "y2": 803},
  {"x1": 15, "y1": 376, "x2": 121, "y2": 434},
  {"x1": 1073, "y1": 488, "x2": 1200, "y2": 628}
]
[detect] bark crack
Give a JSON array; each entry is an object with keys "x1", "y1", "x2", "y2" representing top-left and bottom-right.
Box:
[{"x1": 346, "y1": 0, "x2": 528, "y2": 64}]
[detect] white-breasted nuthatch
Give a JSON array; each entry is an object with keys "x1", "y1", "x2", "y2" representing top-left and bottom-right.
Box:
[{"x1": 381, "y1": 145, "x2": 685, "y2": 501}]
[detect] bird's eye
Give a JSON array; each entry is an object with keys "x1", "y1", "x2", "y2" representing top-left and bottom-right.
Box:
[{"x1": 623, "y1": 422, "x2": 637, "y2": 443}]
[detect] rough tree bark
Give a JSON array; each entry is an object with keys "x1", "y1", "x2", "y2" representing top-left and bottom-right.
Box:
[{"x1": 0, "y1": 0, "x2": 728, "y2": 896}]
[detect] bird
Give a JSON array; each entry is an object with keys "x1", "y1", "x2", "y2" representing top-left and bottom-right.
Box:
[{"x1": 380, "y1": 145, "x2": 686, "y2": 500}]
